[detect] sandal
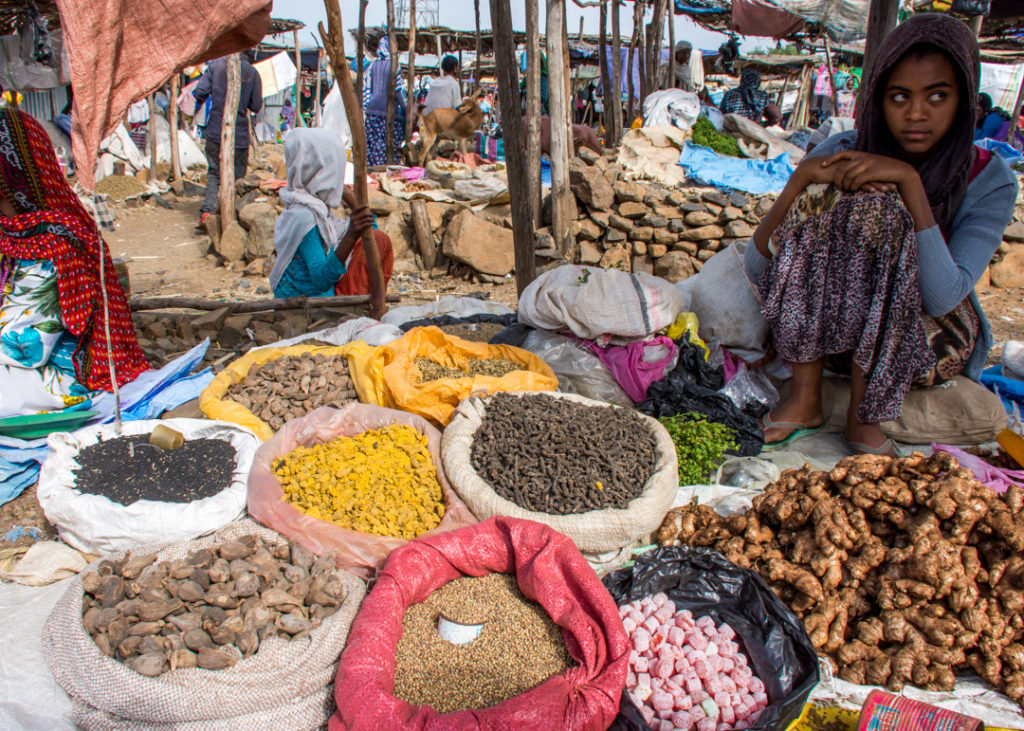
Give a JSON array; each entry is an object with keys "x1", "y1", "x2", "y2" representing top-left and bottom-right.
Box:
[
  {"x1": 761, "y1": 411, "x2": 824, "y2": 450},
  {"x1": 846, "y1": 436, "x2": 898, "y2": 458}
]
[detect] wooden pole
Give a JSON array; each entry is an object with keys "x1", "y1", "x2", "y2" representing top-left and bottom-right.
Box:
[
  {"x1": 611, "y1": 0, "x2": 622, "y2": 143},
  {"x1": 130, "y1": 294, "x2": 400, "y2": 313},
  {"x1": 667, "y1": 0, "x2": 675, "y2": 91},
  {"x1": 862, "y1": 0, "x2": 899, "y2": 85},
  {"x1": 626, "y1": 11, "x2": 638, "y2": 123},
  {"x1": 547, "y1": 0, "x2": 575, "y2": 257},
  {"x1": 776, "y1": 70, "x2": 792, "y2": 107},
  {"x1": 969, "y1": 15, "x2": 983, "y2": 36},
  {"x1": 526, "y1": 0, "x2": 542, "y2": 230},
  {"x1": 169, "y1": 74, "x2": 181, "y2": 180},
  {"x1": 294, "y1": 29, "x2": 305, "y2": 127},
  {"x1": 823, "y1": 37, "x2": 839, "y2": 117},
  {"x1": 490, "y1": 0, "x2": 536, "y2": 294},
  {"x1": 314, "y1": 50, "x2": 323, "y2": 127},
  {"x1": 147, "y1": 93, "x2": 158, "y2": 183},
  {"x1": 385, "y1": 0, "x2": 398, "y2": 164},
  {"x1": 405, "y1": 0, "x2": 417, "y2": 159},
  {"x1": 636, "y1": 0, "x2": 647, "y2": 106},
  {"x1": 475, "y1": 0, "x2": 482, "y2": 91},
  {"x1": 219, "y1": 55, "x2": 241, "y2": 223},
  {"x1": 599, "y1": 0, "x2": 610, "y2": 131},
  {"x1": 356, "y1": 0, "x2": 368, "y2": 100},
  {"x1": 320, "y1": 0, "x2": 388, "y2": 319},
  {"x1": 1006, "y1": 71, "x2": 1024, "y2": 150},
  {"x1": 647, "y1": 0, "x2": 666, "y2": 96},
  {"x1": 410, "y1": 199, "x2": 435, "y2": 269}
]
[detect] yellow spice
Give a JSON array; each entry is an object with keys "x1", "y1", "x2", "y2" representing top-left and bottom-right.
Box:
[{"x1": 272, "y1": 424, "x2": 445, "y2": 539}]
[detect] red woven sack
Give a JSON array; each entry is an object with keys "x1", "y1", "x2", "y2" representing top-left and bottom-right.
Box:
[{"x1": 331, "y1": 516, "x2": 630, "y2": 731}]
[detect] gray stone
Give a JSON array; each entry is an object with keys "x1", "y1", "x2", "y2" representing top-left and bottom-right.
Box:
[
  {"x1": 575, "y1": 218, "x2": 602, "y2": 241},
  {"x1": 614, "y1": 181, "x2": 645, "y2": 203},
  {"x1": 578, "y1": 146, "x2": 601, "y2": 165},
  {"x1": 579, "y1": 240, "x2": 603, "y2": 265},
  {"x1": 618, "y1": 201, "x2": 649, "y2": 219},
  {"x1": 632, "y1": 255, "x2": 654, "y2": 275},
  {"x1": 632, "y1": 240, "x2": 648, "y2": 255},
  {"x1": 600, "y1": 244, "x2": 631, "y2": 271},
  {"x1": 721, "y1": 206, "x2": 744, "y2": 222},
  {"x1": 238, "y1": 201, "x2": 277, "y2": 260},
  {"x1": 570, "y1": 163, "x2": 615, "y2": 210},
  {"x1": 640, "y1": 215, "x2": 668, "y2": 229},
  {"x1": 606, "y1": 229, "x2": 628, "y2": 243},
  {"x1": 724, "y1": 220, "x2": 754, "y2": 238},
  {"x1": 991, "y1": 243, "x2": 1024, "y2": 288},
  {"x1": 1005, "y1": 221, "x2": 1024, "y2": 243},
  {"x1": 697, "y1": 249, "x2": 715, "y2": 262},
  {"x1": 653, "y1": 229, "x2": 676, "y2": 246},
  {"x1": 589, "y1": 209, "x2": 611, "y2": 228},
  {"x1": 215, "y1": 221, "x2": 246, "y2": 262},
  {"x1": 684, "y1": 210, "x2": 717, "y2": 227},
  {"x1": 674, "y1": 240, "x2": 698, "y2": 256},
  {"x1": 609, "y1": 214, "x2": 633, "y2": 232},
  {"x1": 702, "y1": 191, "x2": 731, "y2": 207},
  {"x1": 754, "y1": 197, "x2": 774, "y2": 218},
  {"x1": 729, "y1": 192, "x2": 749, "y2": 208},
  {"x1": 442, "y1": 209, "x2": 515, "y2": 276},
  {"x1": 653, "y1": 251, "x2": 695, "y2": 282},
  {"x1": 648, "y1": 243, "x2": 668, "y2": 258},
  {"x1": 680, "y1": 224, "x2": 726, "y2": 242},
  {"x1": 631, "y1": 226, "x2": 654, "y2": 243},
  {"x1": 668, "y1": 219, "x2": 686, "y2": 234}
]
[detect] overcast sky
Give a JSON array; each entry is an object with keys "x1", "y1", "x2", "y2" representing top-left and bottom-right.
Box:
[{"x1": 271, "y1": 0, "x2": 774, "y2": 53}]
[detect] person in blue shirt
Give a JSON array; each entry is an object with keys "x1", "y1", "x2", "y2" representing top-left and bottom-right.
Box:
[
  {"x1": 269, "y1": 129, "x2": 374, "y2": 299},
  {"x1": 975, "y1": 92, "x2": 1009, "y2": 141}
]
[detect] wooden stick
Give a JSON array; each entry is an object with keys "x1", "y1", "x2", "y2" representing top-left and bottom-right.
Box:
[
  {"x1": 320, "y1": 0, "x2": 388, "y2": 319},
  {"x1": 130, "y1": 294, "x2": 400, "y2": 313},
  {"x1": 219, "y1": 55, "x2": 241, "y2": 224},
  {"x1": 526, "y1": 0, "x2": 542, "y2": 230},
  {"x1": 1007, "y1": 70, "x2": 1024, "y2": 150},
  {"x1": 547, "y1": 0, "x2": 575, "y2": 256},
  {"x1": 410, "y1": 199, "x2": 435, "y2": 270},
  {"x1": 385, "y1": 0, "x2": 398, "y2": 163},
  {"x1": 823, "y1": 37, "x2": 839, "y2": 118},
  {"x1": 405, "y1": 0, "x2": 417, "y2": 159},
  {"x1": 599, "y1": 0, "x2": 610, "y2": 129},
  {"x1": 490, "y1": 0, "x2": 537, "y2": 294},
  {"x1": 294, "y1": 29, "x2": 305, "y2": 127},
  {"x1": 355, "y1": 0, "x2": 368, "y2": 100},
  {"x1": 169, "y1": 75, "x2": 181, "y2": 180},
  {"x1": 626, "y1": 2, "x2": 639, "y2": 123},
  {"x1": 147, "y1": 93, "x2": 158, "y2": 183},
  {"x1": 667, "y1": 0, "x2": 675, "y2": 91},
  {"x1": 315, "y1": 49, "x2": 323, "y2": 127},
  {"x1": 475, "y1": 0, "x2": 483, "y2": 91},
  {"x1": 611, "y1": 0, "x2": 622, "y2": 143}
]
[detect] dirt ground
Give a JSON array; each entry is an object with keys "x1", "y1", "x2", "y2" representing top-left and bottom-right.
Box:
[{"x1": 3, "y1": 189, "x2": 1024, "y2": 551}]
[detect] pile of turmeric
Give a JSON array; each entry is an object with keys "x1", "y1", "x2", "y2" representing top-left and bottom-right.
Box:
[
  {"x1": 658, "y1": 452, "x2": 1024, "y2": 706},
  {"x1": 273, "y1": 424, "x2": 445, "y2": 539}
]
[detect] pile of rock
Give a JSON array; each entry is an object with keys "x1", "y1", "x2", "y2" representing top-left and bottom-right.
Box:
[{"x1": 991, "y1": 218, "x2": 1024, "y2": 289}]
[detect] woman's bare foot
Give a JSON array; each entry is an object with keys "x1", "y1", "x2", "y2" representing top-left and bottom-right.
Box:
[
  {"x1": 763, "y1": 395, "x2": 824, "y2": 445},
  {"x1": 845, "y1": 420, "x2": 896, "y2": 456}
]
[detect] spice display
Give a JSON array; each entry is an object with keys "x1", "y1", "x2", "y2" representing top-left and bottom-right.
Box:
[
  {"x1": 691, "y1": 116, "x2": 742, "y2": 158},
  {"x1": 414, "y1": 356, "x2": 524, "y2": 382},
  {"x1": 80, "y1": 536, "x2": 346, "y2": 676},
  {"x1": 393, "y1": 573, "x2": 573, "y2": 713},
  {"x1": 273, "y1": 424, "x2": 445, "y2": 539},
  {"x1": 660, "y1": 413, "x2": 739, "y2": 486},
  {"x1": 657, "y1": 452, "x2": 1024, "y2": 706},
  {"x1": 95, "y1": 173, "x2": 147, "y2": 200},
  {"x1": 438, "y1": 322, "x2": 507, "y2": 343},
  {"x1": 226, "y1": 354, "x2": 357, "y2": 431},
  {"x1": 73, "y1": 436, "x2": 236, "y2": 506},
  {"x1": 470, "y1": 393, "x2": 658, "y2": 515},
  {"x1": 621, "y1": 594, "x2": 768, "y2": 730}
]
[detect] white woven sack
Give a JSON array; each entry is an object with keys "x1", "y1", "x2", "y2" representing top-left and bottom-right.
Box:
[
  {"x1": 517, "y1": 265, "x2": 686, "y2": 346},
  {"x1": 37, "y1": 419, "x2": 260, "y2": 555},
  {"x1": 688, "y1": 240, "x2": 769, "y2": 356},
  {"x1": 441, "y1": 392, "x2": 679, "y2": 554},
  {"x1": 42, "y1": 519, "x2": 366, "y2": 731}
]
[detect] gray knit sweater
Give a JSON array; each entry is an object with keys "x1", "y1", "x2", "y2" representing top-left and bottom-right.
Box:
[{"x1": 743, "y1": 130, "x2": 1018, "y2": 381}]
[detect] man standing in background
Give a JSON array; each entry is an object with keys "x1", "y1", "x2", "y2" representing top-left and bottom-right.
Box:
[
  {"x1": 658, "y1": 40, "x2": 704, "y2": 94},
  {"x1": 193, "y1": 51, "x2": 263, "y2": 230},
  {"x1": 421, "y1": 55, "x2": 462, "y2": 119}
]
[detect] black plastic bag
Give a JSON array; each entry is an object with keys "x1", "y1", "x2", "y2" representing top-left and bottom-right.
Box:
[
  {"x1": 674, "y1": 340, "x2": 725, "y2": 391},
  {"x1": 398, "y1": 313, "x2": 517, "y2": 342},
  {"x1": 604, "y1": 546, "x2": 820, "y2": 731}
]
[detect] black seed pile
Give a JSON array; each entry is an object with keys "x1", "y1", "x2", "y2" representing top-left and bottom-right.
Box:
[
  {"x1": 469, "y1": 393, "x2": 658, "y2": 515},
  {"x1": 73, "y1": 436, "x2": 237, "y2": 506}
]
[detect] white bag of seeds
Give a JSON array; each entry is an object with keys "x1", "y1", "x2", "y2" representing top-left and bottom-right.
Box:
[
  {"x1": 37, "y1": 419, "x2": 259, "y2": 555},
  {"x1": 42, "y1": 519, "x2": 366, "y2": 731},
  {"x1": 441, "y1": 392, "x2": 679, "y2": 568}
]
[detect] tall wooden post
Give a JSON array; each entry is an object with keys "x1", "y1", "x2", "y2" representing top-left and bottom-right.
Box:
[
  {"x1": 626, "y1": 17, "x2": 637, "y2": 123},
  {"x1": 526, "y1": 0, "x2": 542, "y2": 230},
  {"x1": 646, "y1": 0, "x2": 666, "y2": 96},
  {"x1": 405, "y1": 0, "x2": 417, "y2": 158},
  {"x1": 385, "y1": 0, "x2": 398, "y2": 163},
  {"x1": 475, "y1": 0, "x2": 482, "y2": 91},
  {"x1": 219, "y1": 54, "x2": 241, "y2": 224},
  {"x1": 611, "y1": 0, "x2": 623, "y2": 143},
  {"x1": 547, "y1": 0, "x2": 575, "y2": 257},
  {"x1": 862, "y1": 0, "x2": 899, "y2": 84},
  {"x1": 599, "y1": 0, "x2": 610, "y2": 131},
  {"x1": 667, "y1": 0, "x2": 675, "y2": 91},
  {"x1": 169, "y1": 75, "x2": 181, "y2": 180},
  {"x1": 320, "y1": 0, "x2": 387, "y2": 319},
  {"x1": 314, "y1": 50, "x2": 323, "y2": 127},
  {"x1": 293, "y1": 29, "x2": 305, "y2": 127},
  {"x1": 147, "y1": 93, "x2": 158, "y2": 183},
  {"x1": 356, "y1": 0, "x2": 368, "y2": 100},
  {"x1": 1006, "y1": 73, "x2": 1024, "y2": 150},
  {"x1": 490, "y1": 0, "x2": 536, "y2": 294},
  {"x1": 636, "y1": 0, "x2": 647, "y2": 105},
  {"x1": 823, "y1": 37, "x2": 839, "y2": 115}
]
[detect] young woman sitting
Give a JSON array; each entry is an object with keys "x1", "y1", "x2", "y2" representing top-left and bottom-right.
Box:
[
  {"x1": 269, "y1": 129, "x2": 392, "y2": 309},
  {"x1": 744, "y1": 14, "x2": 1017, "y2": 456}
]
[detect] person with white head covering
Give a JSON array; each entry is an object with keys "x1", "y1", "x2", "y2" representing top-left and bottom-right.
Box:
[
  {"x1": 658, "y1": 40, "x2": 704, "y2": 93},
  {"x1": 269, "y1": 129, "x2": 374, "y2": 298}
]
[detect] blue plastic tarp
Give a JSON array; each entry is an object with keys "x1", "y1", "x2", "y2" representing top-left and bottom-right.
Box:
[
  {"x1": 977, "y1": 138, "x2": 1024, "y2": 165},
  {"x1": 0, "y1": 340, "x2": 214, "y2": 506},
  {"x1": 678, "y1": 141, "x2": 796, "y2": 195},
  {"x1": 981, "y1": 365, "x2": 1024, "y2": 414}
]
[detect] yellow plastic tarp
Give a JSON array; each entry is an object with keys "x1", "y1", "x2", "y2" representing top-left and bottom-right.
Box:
[
  {"x1": 199, "y1": 342, "x2": 375, "y2": 441},
  {"x1": 351, "y1": 326, "x2": 558, "y2": 427}
]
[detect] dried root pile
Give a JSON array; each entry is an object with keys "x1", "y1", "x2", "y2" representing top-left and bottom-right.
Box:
[
  {"x1": 657, "y1": 452, "x2": 1024, "y2": 704},
  {"x1": 81, "y1": 536, "x2": 346, "y2": 676}
]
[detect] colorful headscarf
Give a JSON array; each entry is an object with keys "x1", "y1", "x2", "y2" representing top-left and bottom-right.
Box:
[
  {"x1": 0, "y1": 108, "x2": 146, "y2": 390},
  {"x1": 362, "y1": 36, "x2": 406, "y2": 111},
  {"x1": 855, "y1": 13, "x2": 979, "y2": 233}
]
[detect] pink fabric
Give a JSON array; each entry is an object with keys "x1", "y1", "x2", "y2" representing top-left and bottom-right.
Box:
[
  {"x1": 330, "y1": 517, "x2": 630, "y2": 731},
  {"x1": 574, "y1": 335, "x2": 678, "y2": 403},
  {"x1": 56, "y1": 0, "x2": 271, "y2": 190},
  {"x1": 932, "y1": 444, "x2": 1024, "y2": 493}
]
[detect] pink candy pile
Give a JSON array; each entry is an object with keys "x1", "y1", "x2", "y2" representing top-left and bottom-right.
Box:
[{"x1": 619, "y1": 593, "x2": 769, "y2": 731}]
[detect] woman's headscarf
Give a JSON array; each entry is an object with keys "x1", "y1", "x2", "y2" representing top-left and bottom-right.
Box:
[
  {"x1": 269, "y1": 128, "x2": 350, "y2": 290},
  {"x1": 0, "y1": 108, "x2": 146, "y2": 390},
  {"x1": 855, "y1": 13, "x2": 979, "y2": 233},
  {"x1": 362, "y1": 36, "x2": 406, "y2": 112},
  {"x1": 739, "y1": 68, "x2": 766, "y2": 119}
]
